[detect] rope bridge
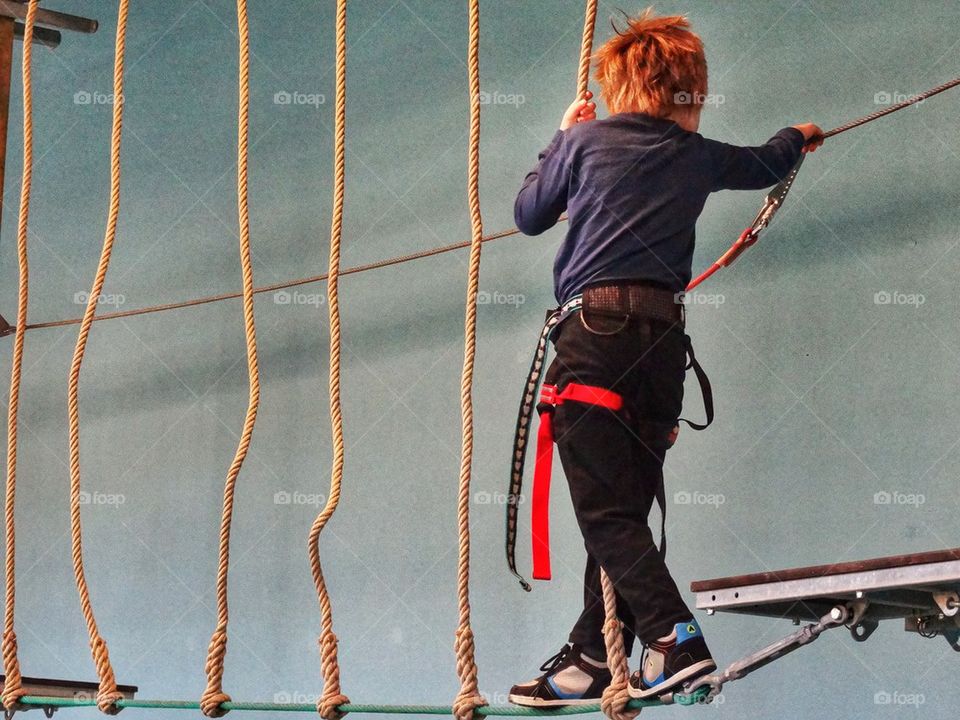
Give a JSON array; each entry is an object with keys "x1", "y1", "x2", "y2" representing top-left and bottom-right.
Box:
[{"x1": 2, "y1": 1, "x2": 959, "y2": 719}]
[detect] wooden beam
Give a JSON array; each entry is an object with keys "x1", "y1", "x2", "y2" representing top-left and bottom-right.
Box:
[
  {"x1": 15, "y1": 20, "x2": 61, "y2": 49},
  {"x1": 0, "y1": 1, "x2": 97, "y2": 34}
]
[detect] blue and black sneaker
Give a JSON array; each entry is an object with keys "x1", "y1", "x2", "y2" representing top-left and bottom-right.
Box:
[
  {"x1": 508, "y1": 644, "x2": 611, "y2": 707},
  {"x1": 628, "y1": 619, "x2": 716, "y2": 699}
]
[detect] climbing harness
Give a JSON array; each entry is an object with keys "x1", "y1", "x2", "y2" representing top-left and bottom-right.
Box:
[{"x1": 506, "y1": 285, "x2": 714, "y2": 590}]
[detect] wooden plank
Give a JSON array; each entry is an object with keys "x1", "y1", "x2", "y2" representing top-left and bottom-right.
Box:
[
  {"x1": 1, "y1": 674, "x2": 138, "y2": 695},
  {"x1": 691, "y1": 547, "x2": 960, "y2": 593}
]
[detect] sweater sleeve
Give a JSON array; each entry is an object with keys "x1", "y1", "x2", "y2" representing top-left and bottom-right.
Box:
[
  {"x1": 514, "y1": 129, "x2": 569, "y2": 236},
  {"x1": 705, "y1": 127, "x2": 805, "y2": 192}
]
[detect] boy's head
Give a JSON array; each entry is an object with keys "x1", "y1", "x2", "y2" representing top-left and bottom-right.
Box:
[{"x1": 593, "y1": 8, "x2": 708, "y2": 125}]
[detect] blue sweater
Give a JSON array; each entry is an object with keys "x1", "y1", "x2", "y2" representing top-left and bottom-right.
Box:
[{"x1": 514, "y1": 112, "x2": 805, "y2": 303}]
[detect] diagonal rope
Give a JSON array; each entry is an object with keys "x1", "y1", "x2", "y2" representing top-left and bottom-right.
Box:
[
  {"x1": 200, "y1": 0, "x2": 262, "y2": 715},
  {"x1": 2, "y1": 0, "x2": 40, "y2": 710},
  {"x1": 573, "y1": 2, "x2": 636, "y2": 717},
  {"x1": 307, "y1": 1, "x2": 350, "y2": 718},
  {"x1": 65, "y1": 1, "x2": 129, "y2": 713},
  {"x1": 451, "y1": 2, "x2": 488, "y2": 720}
]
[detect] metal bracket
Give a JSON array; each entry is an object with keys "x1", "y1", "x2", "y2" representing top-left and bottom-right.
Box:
[
  {"x1": 682, "y1": 604, "x2": 851, "y2": 702},
  {"x1": 934, "y1": 591, "x2": 959, "y2": 617}
]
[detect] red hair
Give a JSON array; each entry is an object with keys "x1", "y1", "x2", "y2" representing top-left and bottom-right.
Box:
[{"x1": 593, "y1": 7, "x2": 708, "y2": 117}]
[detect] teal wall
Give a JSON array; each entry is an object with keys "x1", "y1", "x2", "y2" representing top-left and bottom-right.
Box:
[{"x1": 1, "y1": 1, "x2": 959, "y2": 718}]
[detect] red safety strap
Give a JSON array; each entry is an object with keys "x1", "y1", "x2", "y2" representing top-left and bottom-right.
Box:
[{"x1": 532, "y1": 382, "x2": 623, "y2": 580}]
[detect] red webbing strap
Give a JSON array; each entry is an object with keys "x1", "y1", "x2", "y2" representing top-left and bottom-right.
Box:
[{"x1": 531, "y1": 383, "x2": 623, "y2": 580}]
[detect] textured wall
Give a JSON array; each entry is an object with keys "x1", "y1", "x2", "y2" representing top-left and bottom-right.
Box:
[{"x1": 0, "y1": 2, "x2": 958, "y2": 719}]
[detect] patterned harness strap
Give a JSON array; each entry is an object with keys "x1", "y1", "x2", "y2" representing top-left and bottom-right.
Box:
[{"x1": 506, "y1": 296, "x2": 582, "y2": 591}]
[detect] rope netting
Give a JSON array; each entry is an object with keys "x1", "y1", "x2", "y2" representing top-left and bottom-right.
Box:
[{"x1": 1, "y1": 0, "x2": 40, "y2": 709}]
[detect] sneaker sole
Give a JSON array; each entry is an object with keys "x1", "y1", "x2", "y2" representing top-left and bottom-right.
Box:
[
  {"x1": 508, "y1": 694, "x2": 602, "y2": 708},
  {"x1": 628, "y1": 659, "x2": 717, "y2": 700}
]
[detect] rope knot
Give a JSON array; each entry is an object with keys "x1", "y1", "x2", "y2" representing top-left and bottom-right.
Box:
[
  {"x1": 89, "y1": 636, "x2": 123, "y2": 714},
  {"x1": 316, "y1": 631, "x2": 349, "y2": 719},
  {"x1": 201, "y1": 629, "x2": 231, "y2": 717},
  {"x1": 1, "y1": 630, "x2": 24, "y2": 710}
]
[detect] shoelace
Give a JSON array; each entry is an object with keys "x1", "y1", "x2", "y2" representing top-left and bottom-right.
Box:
[{"x1": 538, "y1": 645, "x2": 572, "y2": 675}]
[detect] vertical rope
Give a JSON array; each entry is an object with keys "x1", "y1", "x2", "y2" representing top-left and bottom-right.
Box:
[
  {"x1": 576, "y1": 0, "x2": 598, "y2": 99},
  {"x1": 451, "y1": 2, "x2": 487, "y2": 720},
  {"x1": 307, "y1": 1, "x2": 350, "y2": 719},
  {"x1": 65, "y1": 1, "x2": 129, "y2": 713},
  {"x1": 599, "y1": 572, "x2": 641, "y2": 720},
  {"x1": 575, "y1": 2, "x2": 636, "y2": 716},
  {"x1": 1, "y1": 0, "x2": 39, "y2": 710},
  {"x1": 200, "y1": 0, "x2": 262, "y2": 715}
]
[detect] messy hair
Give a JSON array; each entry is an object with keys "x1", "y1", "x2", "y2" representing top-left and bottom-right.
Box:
[{"x1": 593, "y1": 7, "x2": 708, "y2": 117}]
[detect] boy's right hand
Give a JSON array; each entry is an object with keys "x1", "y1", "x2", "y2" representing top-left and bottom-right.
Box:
[
  {"x1": 560, "y1": 91, "x2": 597, "y2": 130},
  {"x1": 793, "y1": 122, "x2": 825, "y2": 153}
]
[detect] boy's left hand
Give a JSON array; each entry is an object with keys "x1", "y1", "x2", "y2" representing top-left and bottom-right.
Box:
[{"x1": 560, "y1": 91, "x2": 597, "y2": 130}]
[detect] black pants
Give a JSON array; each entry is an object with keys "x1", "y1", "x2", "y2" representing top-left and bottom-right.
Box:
[{"x1": 547, "y1": 307, "x2": 693, "y2": 660}]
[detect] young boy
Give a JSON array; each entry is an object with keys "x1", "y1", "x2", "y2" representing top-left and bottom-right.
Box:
[{"x1": 507, "y1": 9, "x2": 823, "y2": 706}]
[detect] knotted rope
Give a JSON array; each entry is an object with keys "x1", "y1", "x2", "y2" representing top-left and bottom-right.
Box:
[
  {"x1": 2, "y1": 0, "x2": 39, "y2": 710},
  {"x1": 65, "y1": 1, "x2": 129, "y2": 713},
  {"x1": 201, "y1": 0, "x2": 262, "y2": 715},
  {"x1": 599, "y1": 572, "x2": 640, "y2": 720},
  {"x1": 307, "y1": 1, "x2": 350, "y2": 718},
  {"x1": 574, "y1": 3, "x2": 637, "y2": 717},
  {"x1": 450, "y1": 2, "x2": 488, "y2": 720}
]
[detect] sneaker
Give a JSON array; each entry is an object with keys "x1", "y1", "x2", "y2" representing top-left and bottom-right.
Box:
[
  {"x1": 508, "y1": 644, "x2": 611, "y2": 707},
  {"x1": 628, "y1": 619, "x2": 716, "y2": 699}
]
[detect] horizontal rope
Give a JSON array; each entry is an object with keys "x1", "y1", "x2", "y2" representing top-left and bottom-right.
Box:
[
  {"x1": 6, "y1": 220, "x2": 555, "y2": 335},
  {"x1": 18, "y1": 690, "x2": 708, "y2": 715}
]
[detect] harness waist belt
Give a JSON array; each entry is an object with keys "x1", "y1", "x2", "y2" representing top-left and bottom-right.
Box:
[{"x1": 582, "y1": 283, "x2": 683, "y2": 325}]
